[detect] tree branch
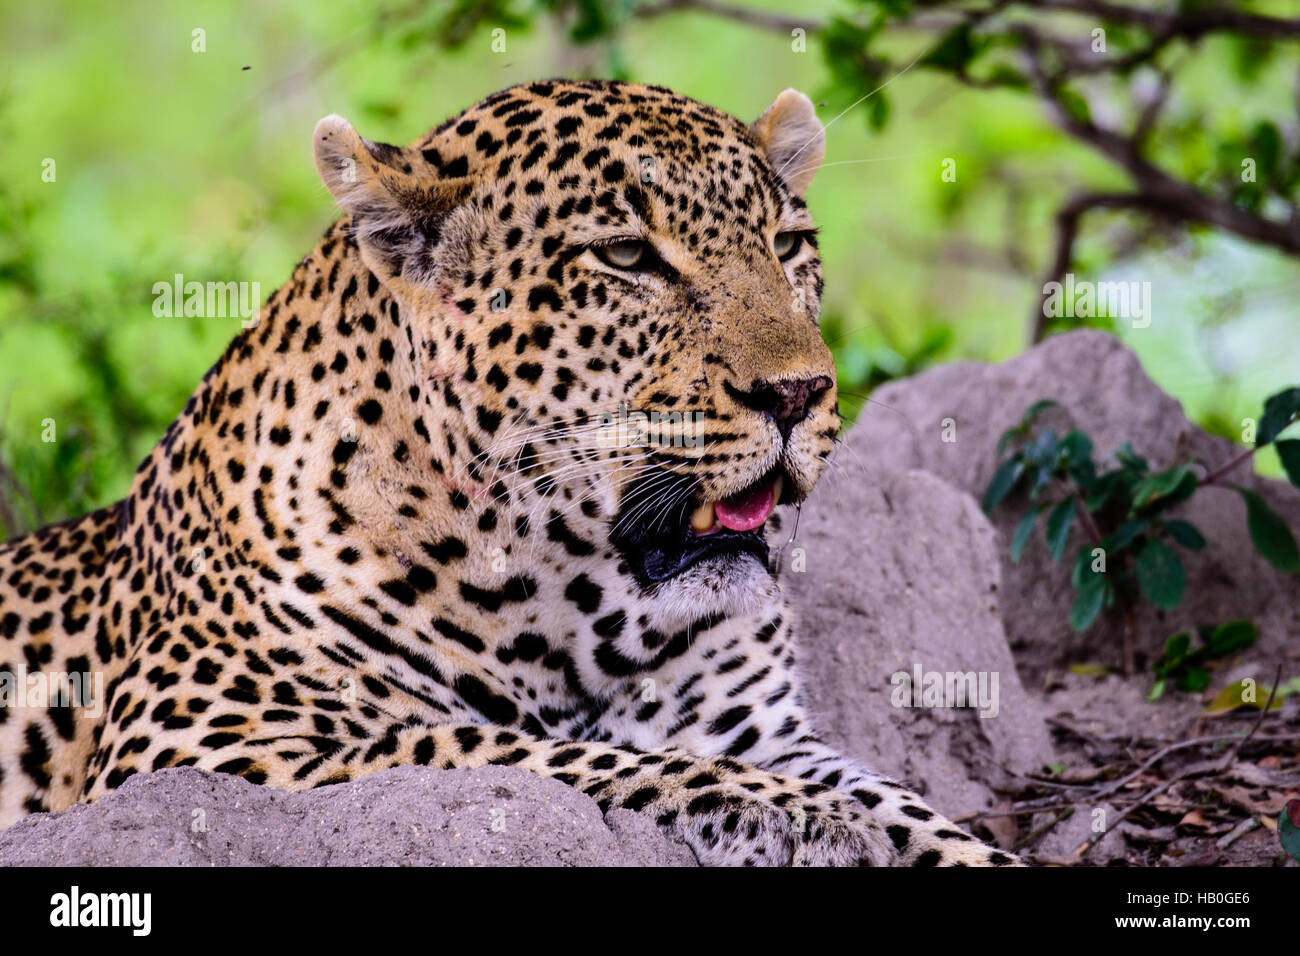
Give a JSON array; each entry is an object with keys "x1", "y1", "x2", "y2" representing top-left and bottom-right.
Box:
[
  {"x1": 1198, "y1": 445, "x2": 1258, "y2": 487},
  {"x1": 1029, "y1": 190, "x2": 1173, "y2": 341},
  {"x1": 633, "y1": 0, "x2": 820, "y2": 35},
  {"x1": 1017, "y1": 26, "x2": 1300, "y2": 339},
  {"x1": 1029, "y1": 0, "x2": 1300, "y2": 41}
]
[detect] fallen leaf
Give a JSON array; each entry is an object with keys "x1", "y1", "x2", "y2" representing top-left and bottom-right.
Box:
[
  {"x1": 1213, "y1": 785, "x2": 1289, "y2": 816},
  {"x1": 1204, "y1": 680, "x2": 1286, "y2": 716},
  {"x1": 1070, "y1": 663, "x2": 1110, "y2": 677},
  {"x1": 982, "y1": 805, "x2": 1019, "y2": 848},
  {"x1": 1177, "y1": 810, "x2": 1226, "y2": 832},
  {"x1": 1152, "y1": 792, "x2": 1185, "y2": 812},
  {"x1": 1223, "y1": 763, "x2": 1276, "y2": 787}
]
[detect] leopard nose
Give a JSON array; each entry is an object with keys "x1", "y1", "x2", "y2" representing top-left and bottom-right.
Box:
[{"x1": 726, "y1": 374, "x2": 833, "y2": 441}]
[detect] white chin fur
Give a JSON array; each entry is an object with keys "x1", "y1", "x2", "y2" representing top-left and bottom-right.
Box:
[{"x1": 643, "y1": 552, "x2": 777, "y2": 631}]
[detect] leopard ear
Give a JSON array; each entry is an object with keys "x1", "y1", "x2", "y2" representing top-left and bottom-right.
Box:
[
  {"x1": 751, "y1": 89, "x2": 824, "y2": 196},
  {"x1": 313, "y1": 114, "x2": 471, "y2": 282}
]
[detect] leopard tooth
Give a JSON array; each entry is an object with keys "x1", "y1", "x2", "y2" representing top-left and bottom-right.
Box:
[
  {"x1": 690, "y1": 500, "x2": 716, "y2": 533},
  {"x1": 771, "y1": 472, "x2": 784, "y2": 505}
]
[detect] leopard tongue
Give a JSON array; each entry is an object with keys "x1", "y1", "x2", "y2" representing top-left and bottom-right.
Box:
[
  {"x1": 688, "y1": 475, "x2": 783, "y2": 536},
  {"x1": 714, "y1": 475, "x2": 780, "y2": 532}
]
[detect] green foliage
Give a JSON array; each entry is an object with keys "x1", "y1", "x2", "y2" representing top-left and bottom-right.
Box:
[
  {"x1": 919, "y1": 23, "x2": 982, "y2": 72},
  {"x1": 1238, "y1": 488, "x2": 1300, "y2": 573},
  {"x1": 983, "y1": 387, "x2": 1300, "y2": 636},
  {"x1": 1258, "y1": 388, "x2": 1300, "y2": 445},
  {"x1": 1148, "y1": 620, "x2": 1257, "y2": 701},
  {"x1": 1281, "y1": 799, "x2": 1300, "y2": 863}
]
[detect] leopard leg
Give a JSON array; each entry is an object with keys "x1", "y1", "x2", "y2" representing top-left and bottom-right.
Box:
[
  {"x1": 589, "y1": 612, "x2": 1020, "y2": 866},
  {"x1": 752, "y1": 732, "x2": 1020, "y2": 866}
]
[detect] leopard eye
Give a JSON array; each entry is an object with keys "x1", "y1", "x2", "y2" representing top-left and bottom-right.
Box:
[
  {"x1": 773, "y1": 231, "x2": 803, "y2": 261},
  {"x1": 592, "y1": 239, "x2": 650, "y2": 271}
]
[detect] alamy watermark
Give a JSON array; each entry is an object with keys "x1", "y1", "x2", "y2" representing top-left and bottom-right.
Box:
[
  {"x1": 1042, "y1": 273, "x2": 1151, "y2": 328},
  {"x1": 890, "y1": 663, "x2": 1000, "y2": 718},
  {"x1": 50, "y1": 886, "x2": 151, "y2": 936},
  {"x1": 596, "y1": 403, "x2": 706, "y2": 458},
  {"x1": 0, "y1": 664, "x2": 103, "y2": 719},
  {"x1": 152, "y1": 274, "x2": 261, "y2": 327}
]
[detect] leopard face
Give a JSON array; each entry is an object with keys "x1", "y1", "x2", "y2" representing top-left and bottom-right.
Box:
[{"x1": 314, "y1": 79, "x2": 838, "y2": 642}]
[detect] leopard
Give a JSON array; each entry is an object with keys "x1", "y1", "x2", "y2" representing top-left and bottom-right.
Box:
[{"x1": 0, "y1": 79, "x2": 1016, "y2": 866}]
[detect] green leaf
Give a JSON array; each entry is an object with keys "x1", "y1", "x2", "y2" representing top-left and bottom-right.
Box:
[
  {"x1": 1022, "y1": 399, "x2": 1059, "y2": 423},
  {"x1": 1163, "y1": 631, "x2": 1191, "y2": 665},
  {"x1": 1022, "y1": 429, "x2": 1059, "y2": 477},
  {"x1": 1070, "y1": 545, "x2": 1092, "y2": 587},
  {"x1": 1070, "y1": 572, "x2": 1106, "y2": 632},
  {"x1": 1104, "y1": 518, "x2": 1148, "y2": 553},
  {"x1": 920, "y1": 23, "x2": 979, "y2": 71},
  {"x1": 867, "y1": 92, "x2": 890, "y2": 130},
  {"x1": 1010, "y1": 504, "x2": 1045, "y2": 563},
  {"x1": 1162, "y1": 519, "x2": 1207, "y2": 551},
  {"x1": 1059, "y1": 430, "x2": 1095, "y2": 485},
  {"x1": 1137, "y1": 539, "x2": 1186, "y2": 610},
  {"x1": 981, "y1": 457, "x2": 1024, "y2": 514},
  {"x1": 983, "y1": 64, "x2": 1029, "y2": 89},
  {"x1": 1163, "y1": 470, "x2": 1199, "y2": 510},
  {"x1": 1069, "y1": 459, "x2": 1097, "y2": 489},
  {"x1": 1204, "y1": 620, "x2": 1257, "y2": 658},
  {"x1": 1258, "y1": 387, "x2": 1300, "y2": 445},
  {"x1": 1205, "y1": 677, "x2": 1285, "y2": 716},
  {"x1": 1112, "y1": 442, "x2": 1149, "y2": 474},
  {"x1": 1085, "y1": 471, "x2": 1120, "y2": 511},
  {"x1": 1045, "y1": 497, "x2": 1075, "y2": 561},
  {"x1": 1069, "y1": 663, "x2": 1110, "y2": 677},
  {"x1": 996, "y1": 400, "x2": 1056, "y2": 455},
  {"x1": 1250, "y1": 121, "x2": 1281, "y2": 178},
  {"x1": 1060, "y1": 429, "x2": 1092, "y2": 463},
  {"x1": 1057, "y1": 87, "x2": 1091, "y2": 125},
  {"x1": 567, "y1": 0, "x2": 618, "y2": 42},
  {"x1": 1146, "y1": 678, "x2": 1166, "y2": 702},
  {"x1": 1281, "y1": 801, "x2": 1300, "y2": 862},
  {"x1": 1237, "y1": 487, "x2": 1300, "y2": 573},
  {"x1": 1028, "y1": 461, "x2": 1054, "y2": 499},
  {"x1": 1230, "y1": 35, "x2": 1274, "y2": 82},
  {"x1": 1177, "y1": 667, "x2": 1210, "y2": 693},
  {"x1": 1130, "y1": 462, "x2": 1196, "y2": 512},
  {"x1": 1276, "y1": 439, "x2": 1300, "y2": 489}
]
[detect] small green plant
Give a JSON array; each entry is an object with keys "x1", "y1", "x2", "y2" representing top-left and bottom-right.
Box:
[
  {"x1": 1147, "y1": 620, "x2": 1257, "y2": 701},
  {"x1": 982, "y1": 387, "x2": 1300, "y2": 670}
]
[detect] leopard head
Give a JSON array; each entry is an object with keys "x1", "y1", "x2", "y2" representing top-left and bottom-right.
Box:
[{"x1": 312, "y1": 80, "x2": 837, "y2": 641}]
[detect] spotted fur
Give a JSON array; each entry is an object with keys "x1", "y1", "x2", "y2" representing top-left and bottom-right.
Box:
[{"x1": 0, "y1": 80, "x2": 1015, "y2": 866}]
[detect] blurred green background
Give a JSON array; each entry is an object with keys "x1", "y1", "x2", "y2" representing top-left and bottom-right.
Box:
[{"x1": 1, "y1": 0, "x2": 1296, "y2": 538}]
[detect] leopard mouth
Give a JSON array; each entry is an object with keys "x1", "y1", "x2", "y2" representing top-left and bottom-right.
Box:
[{"x1": 611, "y1": 468, "x2": 789, "y2": 586}]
